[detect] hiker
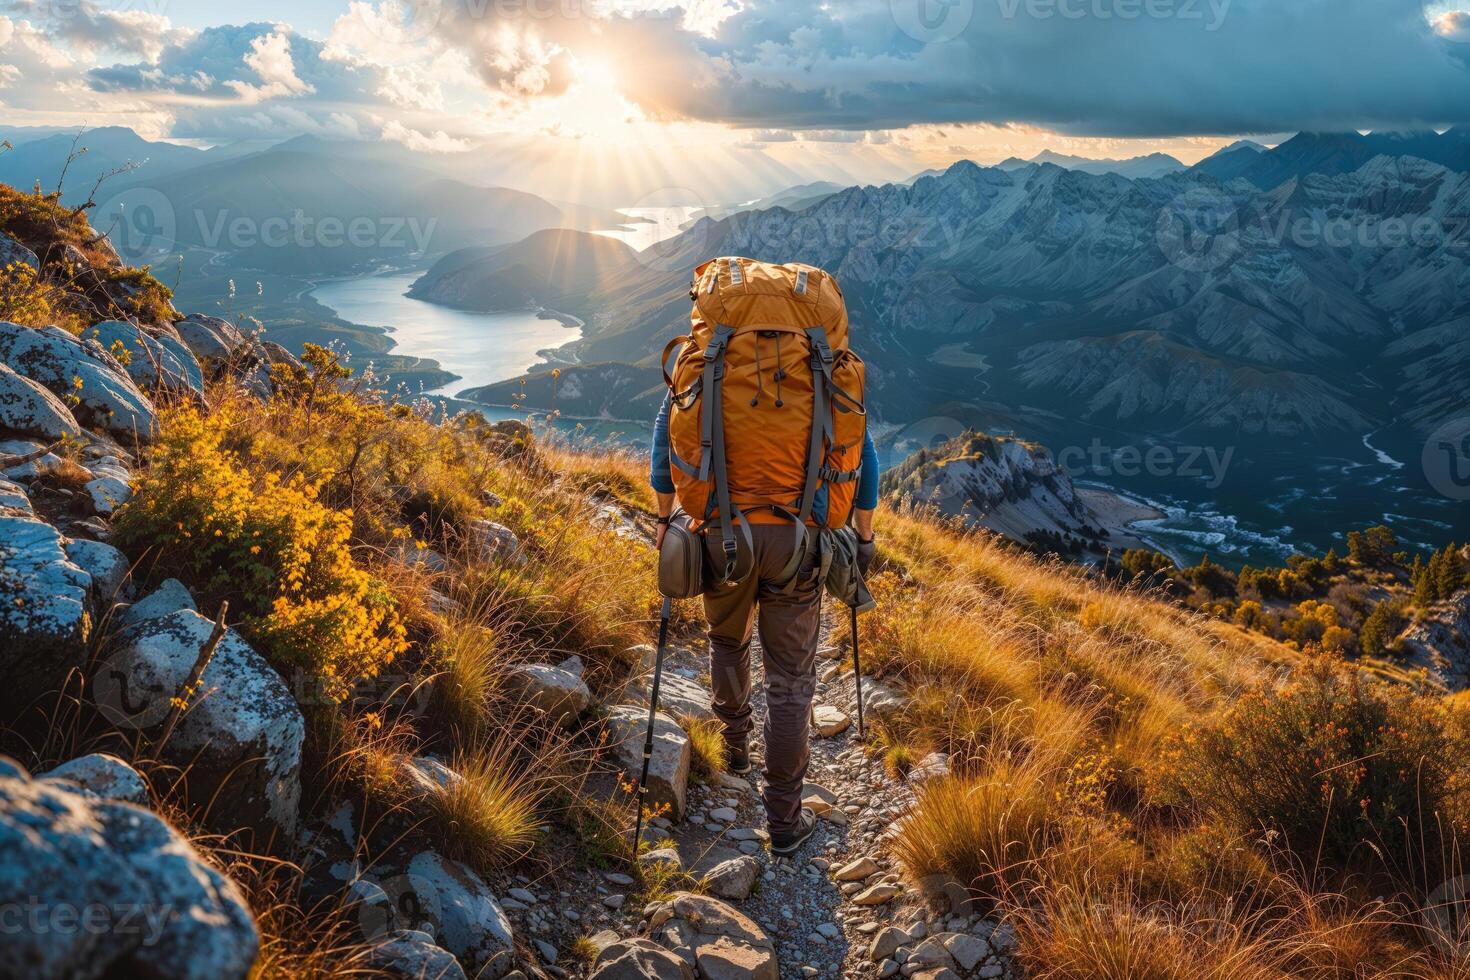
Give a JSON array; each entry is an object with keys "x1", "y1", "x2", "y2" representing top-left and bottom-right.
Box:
[{"x1": 649, "y1": 257, "x2": 879, "y2": 857}]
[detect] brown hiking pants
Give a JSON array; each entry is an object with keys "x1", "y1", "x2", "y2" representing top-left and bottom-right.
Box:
[{"x1": 703, "y1": 524, "x2": 821, "y2": 836}]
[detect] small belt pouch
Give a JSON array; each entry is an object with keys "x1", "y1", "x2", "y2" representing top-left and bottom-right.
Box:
[
  {"x1": 658, "y1": 509, "x2": 707, "y2": 599},
  {"x1": 820, "y1": 526, "x2": 877, "y2": 613}
]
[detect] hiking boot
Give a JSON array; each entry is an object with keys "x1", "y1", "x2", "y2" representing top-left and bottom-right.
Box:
[
  {"x1": 725, "y1": 739, "x2": 752, "y2": 775},
  {"x1": 770, "y1": 808, "x2": 818, "y2": 857}
]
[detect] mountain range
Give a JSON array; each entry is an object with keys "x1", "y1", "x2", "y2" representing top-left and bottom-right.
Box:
[{"x1": 415, "y1": 148, "x2": 1470, "y2": 556}]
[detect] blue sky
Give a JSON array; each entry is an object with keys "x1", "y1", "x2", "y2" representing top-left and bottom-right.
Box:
[{"x1": 3, "y1": 0, "x2": 1470, "y2": 175}]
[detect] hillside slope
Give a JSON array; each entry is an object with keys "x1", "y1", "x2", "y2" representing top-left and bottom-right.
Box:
[{"x1": 4, "y1": 182, "x2": 1470, "y2": 979}]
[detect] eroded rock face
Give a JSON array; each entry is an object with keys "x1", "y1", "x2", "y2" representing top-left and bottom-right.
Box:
[
  {"x1": 0, "y1": 360, "x2": 81, "y2": 440},
  {"x1": 64, "y1": 537, "x2": 132, "y2": 605},
  {"x1": 87, "y1": 320, "x2": 204, "y2": 399},
  {"x1": 0, "y1": 513, "x2": 91, "y2": 715},
  {"x1": 627, "y1": 672, "x2": 715, "y2": 724},
  {"x1": 1399, "y1": 591, "x2": 1470, "y2": 689},
  {"x1": 101, "y1": 610, "x2": 304, "y2": 840},
  {"x1": 0, "y1": 757, "x2": 258, "y2": 979},
  {"x1": 0, "y1": 322, "x2": 155, "y2": 439},
  {"x1": 364, "y1": 929, "x2": 467, "y2": 980},
  {"x1": 605, "y1": 705, "x2": 691, "y2": 821},
  {"x1": 117, "y1": 578, "x2": 195, "y2": 629}
]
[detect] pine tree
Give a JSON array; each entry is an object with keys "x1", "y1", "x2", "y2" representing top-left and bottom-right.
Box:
[
  {"x1": 1412, "y1": 554, "x2": 1435, "y2": 606},
  {"x1": 1439, "y1": 542, "x2": 1467, "y2": 598},
  {"x1": 1360, "y1": 598, "x2": 1408, "y2": 658}
]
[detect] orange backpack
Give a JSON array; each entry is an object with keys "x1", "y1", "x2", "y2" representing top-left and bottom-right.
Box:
[{"x1": 662, "y1": 257, "x2": 867, "y2": 585}]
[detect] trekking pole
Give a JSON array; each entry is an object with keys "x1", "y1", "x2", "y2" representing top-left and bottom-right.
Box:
[
  {"x1": 850, "y1": 602, "x2": 865, "y2": 738},
  {"x1": 632, "y1": 595, "x2": 674, "y2": 861}
]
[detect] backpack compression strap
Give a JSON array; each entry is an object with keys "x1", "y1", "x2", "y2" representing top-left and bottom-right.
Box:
[{"x1": 703, "y1": 324, "x2": 752, "y2": 585}]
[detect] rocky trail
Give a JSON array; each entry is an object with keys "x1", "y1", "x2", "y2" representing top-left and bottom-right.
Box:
[{"x1": 529, "y1": 609, "x2": 1022, "y2": 980}]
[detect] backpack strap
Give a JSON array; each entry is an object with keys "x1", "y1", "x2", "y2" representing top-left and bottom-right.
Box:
[
  {"x1": 795, "y1": 326, "x2": 836, "y2": 526},
  {"x1": 661, "y1": 335, "x2": 690, "y2": 390},
  {"x1": 703, "y1": 324, "x2": 746, "y2": 585}
]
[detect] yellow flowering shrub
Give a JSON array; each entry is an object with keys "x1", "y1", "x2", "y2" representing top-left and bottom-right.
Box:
[{"x1": 116, "y1": 403, "x2": 406, "y2": 699}]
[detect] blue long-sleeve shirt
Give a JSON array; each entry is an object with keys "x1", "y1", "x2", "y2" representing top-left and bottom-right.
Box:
[{"x1": 650, "y1": 391, "x2": 880, "y2": 517}]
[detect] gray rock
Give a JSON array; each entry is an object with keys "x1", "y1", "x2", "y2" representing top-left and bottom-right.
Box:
[
  {"x1": 65, "y1": 537, "x2": 132, "y2": 603},
  {"x1": 101, "y1": 610, "x2": 304, "y2": 838},
  {"x1": 85, "y1": 473, "x2": 132, "y2": 516},
  {"x1": 0, "y1": 322, "x2": 155, "y2": 439},
  {"x1": 638, "y1": 847, "x2": 684, "y2": 873},
  {"x1": 703, "y1": 855, "x2": 761, "y2": 901},
  {"x1": 605, "y1": 705, "x2": 691, "y2": 821},
  {"x1": 663, "y1": 892, "x2": 778, "y2": 980},
  {"x1": 173, "y1": 315, "x2": 244, "y2": 362},
  {"x1": 395, "y1": 850, "x2": 516, "y2": 978},
  {"x1": 0, "y1": 230, "x2": 39, "y2": 271},
  {"x1": 40, "y1": 753, "x2": 148, "y2": 804},
  {"x1": 87, "y1": 320, "x2": 204, "y2": 398},
  {"x1": 118, "y1": 578, "x2": 196, "y2": 628},
  {"x1": 868, "y1": 926, "x2": 908, "y2": 961},
  {"x1": 401, "y1": 756, "x2": 463, "y2": 797},
  {"x1": 909, "y1": 936, "x2": 957, "y2": 970},
  {"x1": 852, "y1": 677, "x2": 904, "y2": 721},
  {"x1": 1399, "y1": 590, "x2": 1470, "y2": 689},
  {"x1": 469, "y1": 519, "x2": 523, "y2": 564},
  {"x1": 0, "y1": 757, "x2": 258, "y2": 979},
  {"x1": 364, "y1": 930, "x2": 467, "y2": 980},
  {"x1": 942, "y1": 932, "x2": 990, "y2": 972},
  {"x1": 0, "y1": 476, "x2": 30, "y2": 511},
  {"x1": 910, "y1": 751, "x2": 951, "y2": 783},
  {"x1": 0, "y1": 513, "x2": 91, "y2": 714},
  {"x1": 591, "y1": 937, "x2": 694, "y2": 980},
  {"x1": 0, "y1": 360, "x2": 81, "y2": 440},
  {"x1": 505, "y1": 662, "x2": 592, "y2": 728},
  {"x1": 628, "y1": 671, "x2": 715, "y2": 723}
]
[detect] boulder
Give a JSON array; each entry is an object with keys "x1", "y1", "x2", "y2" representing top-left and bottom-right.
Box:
[
  {"x1": 64, "y1": 537, "x2": 132, "y2": 604},
  {"x1": 369, "y1": 851, "x2": 515, "y2": 978},
  {"x1": 87, "y1": 321, "x2": 204, "y2": 399},
  {"x1": 118, "y1": 578, "x2": 196, "y2": 628},
  {"x1": 702, "y1": 855, "x2": 760, "y2": 901},
  {"x1": 505, "y1": 662, "x2": 591, "y2": 727},
  {"x1": 469, "y1": 519, "x2": 523, "y2": 564},
  {"x1": 852, "y1": 676, "x2": 904, "y2": 720},
  {"x1": 364, "y1": 930, "x2": 467, "y2": 980},
  {"x1": 85, "y1": 472, "x2": 132, "y2": 516},
  {"x1": 591, "y1": 938, "x2": 695, "y2": 980},
  {"x1": 0, "y1": 322, "x2": 155, "y2": 439},
  {"x1": 101, "y1": 610, "x2": 304, "y2": 839},
  {"x1": 0, "y1": 361, "x2": 81, "y2": 440},
  {"x1": 0, "y1": 757, "x2": 258, "y2": 979},
  {"x1": 173, "y1": 314, "x2": 244, "y2": 361},
  {"x1": 1, "y1": 436, "x2": 64, "y2": 480},
  {"x1": 638, "y1": 847, "x2": 684, "y2": 873},
  {"x1": 0, "y1": 230, "x2": 39, "y2": 271},
  {"x1": 659, "y1": 892, "x2": 777, "y2": 980},
  {"x1": 401, "y1": 756, "x2": 463, "y2": 797},
  {"x1": 40, "y1": 753, "x2": 148, "y2": 804},
  {"x1": 606, "y1": 705, "x2": 691, "y2": 820},
  {"x1": 0, "y1": 513, "x2": 91, "y2": 714},
  {"x1": 910, "y1": 751, "x2": 951, "y2": 783},
  {"x1": 628, "y1": 671, "x2": 715, "y2": 723}
]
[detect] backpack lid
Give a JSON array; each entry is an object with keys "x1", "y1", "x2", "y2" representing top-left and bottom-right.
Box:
[{"x1": 691, "y1": 257, "x2": 849, "y2": 351}]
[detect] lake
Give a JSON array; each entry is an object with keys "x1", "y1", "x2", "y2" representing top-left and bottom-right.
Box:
[{"x1": 309, "y1": 272, "x2": 580, "y2": 397}]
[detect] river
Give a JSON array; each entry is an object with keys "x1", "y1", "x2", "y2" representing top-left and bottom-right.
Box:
[{"x1": 309, "y1": 272, "x2": 580, "y2": 398}]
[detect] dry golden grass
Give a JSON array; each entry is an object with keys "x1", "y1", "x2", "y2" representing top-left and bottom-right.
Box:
[
  {"x1": 679, "y1": 713, "x2": 728, "y2": 783},
  {"x1": 429, "y1": 743, "x2": 546, "y2": 871}
]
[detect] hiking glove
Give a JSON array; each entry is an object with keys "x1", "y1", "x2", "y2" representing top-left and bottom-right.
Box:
[{"x1": 856, "y1": 536, "x2": 876, "y2": 577}]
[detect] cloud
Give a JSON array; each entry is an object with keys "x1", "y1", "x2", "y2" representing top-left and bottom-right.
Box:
[
  {"x1": 380, "y1": 118, "x2": 473, "y2": 152},
  {"x1": 1435, "y1": 9, "x2": 1470, "y2": 39},
  {"x1": 226, "y1": 29, "x2": 314, "y2": 104},
  {"x1": 1, "y1": 0, "x2": 188, "y2": 61}
]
